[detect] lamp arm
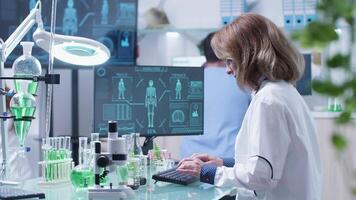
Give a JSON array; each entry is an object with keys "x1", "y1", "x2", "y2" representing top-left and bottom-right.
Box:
[{"x1": 2, "y1": 1, "x2": 42, "y2": 61}]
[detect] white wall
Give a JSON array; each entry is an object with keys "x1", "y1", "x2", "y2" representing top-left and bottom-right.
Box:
[
  {"x1": 137, "y1": 0, "x2": 285, "y2": 66},
  {"x1": 52, "y1": 69, "x2": 72, "y2": 136},
  {"x1": 78, "y1": 69, "x2": 94, "y2": 137},
  {"x1": 138, "y1": 0, "x2": 222, "y2": 29}
]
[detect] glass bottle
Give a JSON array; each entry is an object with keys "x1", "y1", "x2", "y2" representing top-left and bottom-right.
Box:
[{"x1": 70, "y1": 137, "x2": 94, "y2": 190}]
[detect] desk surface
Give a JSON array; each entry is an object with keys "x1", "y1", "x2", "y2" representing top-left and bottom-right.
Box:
[{"x1": 21, "y1": 178, "x2": 234, "y2": 200}]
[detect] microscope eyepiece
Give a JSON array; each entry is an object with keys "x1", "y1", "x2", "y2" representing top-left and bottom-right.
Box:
[{"x1": 108, "y1": 121, "x2": 117, "y2": 133}]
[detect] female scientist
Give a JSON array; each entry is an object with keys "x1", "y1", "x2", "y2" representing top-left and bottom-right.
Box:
[{"x1": 177, "y1": 13, "x2": 321, "y2": 199}]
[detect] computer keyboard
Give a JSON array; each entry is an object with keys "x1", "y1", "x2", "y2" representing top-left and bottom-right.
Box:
[
  {"x1": 0, "y1": 186, "x2": 45, "y2": 199},
  {"x1": 152, "y1": 167, "x2": 199, "y2": 185}
]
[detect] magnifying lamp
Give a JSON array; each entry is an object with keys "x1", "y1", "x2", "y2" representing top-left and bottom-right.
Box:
[
  {"x1": 0, "y1": 1, "x2": 110, "y2": 66},
  {"x1": 33, "y1": 29, "x2": 110, "y2": 66}
]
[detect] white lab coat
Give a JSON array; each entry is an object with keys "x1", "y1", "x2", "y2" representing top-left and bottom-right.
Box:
[
  {"x1": 214, "y1": 81, "x2": 321, "y2": 200},
  {"x1": 0, "y1": 119, "x2": 33, "y2": 181}
]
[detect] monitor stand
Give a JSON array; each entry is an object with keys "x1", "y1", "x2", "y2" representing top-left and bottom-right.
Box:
[{"x1": 142, "y1": 136, "x2": 155, "y2": 155}]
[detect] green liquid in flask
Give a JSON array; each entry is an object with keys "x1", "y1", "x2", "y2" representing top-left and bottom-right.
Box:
[
  {"x1": 10, "y1": 106, "x2": 36, "y2": 146},
  {"x1": 70, "y1": 168, "x2": 95, "y2": 188},
  {"x1": 14, "y1": 80, "x2": 38, "y2": 95}
]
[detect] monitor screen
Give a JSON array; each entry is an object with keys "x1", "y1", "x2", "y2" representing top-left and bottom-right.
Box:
[
  {"x1": 0, "y1": 0, "x2": 137, "y2": 66},
  {"x1": 296, "y1": 54, "x2": 312, "y2": 95},
  {"x1": 94, "y1": 66, "x2": 204, "y2": 137}
]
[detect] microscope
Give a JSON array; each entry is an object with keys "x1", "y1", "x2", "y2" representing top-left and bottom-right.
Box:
[{"x1": 88, "y1": 121, "x2": 135, "y2": 199}]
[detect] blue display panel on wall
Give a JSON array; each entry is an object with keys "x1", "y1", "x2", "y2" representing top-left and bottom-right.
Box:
[
  {"x1": 283, "y1": 0, "x2": 317, "y2": 29},
  {"x1": 94, "y1": 66, "x2": 204, "y2": 137},
  {"x1": 0, "y1": 0, "x2": 137, "y2": 66},
  {"x1": 220, "y1": 0, "x2": 247, "y2": 25}
]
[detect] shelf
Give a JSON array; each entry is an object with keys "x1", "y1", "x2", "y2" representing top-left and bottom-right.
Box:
[
  {"x1": 137, "y1": 27, "x2": 218, "y2": 43},
  {"x1": 311, "y1": 111, "x2": 356, "y2": 119}
]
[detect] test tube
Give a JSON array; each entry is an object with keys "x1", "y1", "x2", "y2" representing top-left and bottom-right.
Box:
[
  {"x1": 91, "y1": 133, "x2": 99, "y2": 142},
  {"x1": 90, "y1": 133, "x2": 99, "y2": 149},
  {"x1": 78, "y1": 137, "x2": 88, "y2": 166},
  {"x1": 41, "y1": 138, "x2": 46, "y2": 148},
  {"x1": 65, "y1": 136, "x2": 71, "y2": 158},
  {"x1": 59, "y1": 137, "x2": 66, "y2": 159},
  {"x1": 56, "y1": 137, "x2": 61, "y2": 160},
  {"x1": 49, "y1": 137, "x2": 54, "y2": 149},
  {"x1": 42, "y1": 138, "x2": 47, "y2": 160}
]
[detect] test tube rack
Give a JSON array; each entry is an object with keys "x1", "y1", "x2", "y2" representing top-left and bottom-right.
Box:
[{"x1": 38, "y1": 136, "x2": 74, "y2": 185}]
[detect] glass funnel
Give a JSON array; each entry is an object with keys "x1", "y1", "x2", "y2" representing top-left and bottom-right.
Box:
[
  {"x1": 12, "y1": 42, "x2": 42, "y2": 95},
  {"x1": 10, "y1": 91, "x2": 36, "y2": 148}
]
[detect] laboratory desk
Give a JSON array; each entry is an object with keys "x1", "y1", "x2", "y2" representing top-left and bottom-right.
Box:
[{"x1": 21, "y1": 178, "x2": 235, "y2": 200}]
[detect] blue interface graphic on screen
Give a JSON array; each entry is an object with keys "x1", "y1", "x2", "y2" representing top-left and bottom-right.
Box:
[
  {"x1": 94, "y1": 66, "x2": 204, "y2": 136},
  {"x1": 0, "y1": 0, "x2": 137, "y2": 65}
]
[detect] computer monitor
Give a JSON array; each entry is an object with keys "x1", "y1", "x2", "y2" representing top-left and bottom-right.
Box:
[
  {"x1": 0, "y1": 0, "x2": 137, "y2": 66},
  {"x1": 296, "y1": 54, "x2": 312, "y2": 95},
  {"x1": 93, "y1": 66, "x2": 204, "y2": 137}
]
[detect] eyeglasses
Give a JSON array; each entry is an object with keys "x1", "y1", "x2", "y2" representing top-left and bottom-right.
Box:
[{"x1": 223, "y1": 58, "x2": 234, "y2": 67}]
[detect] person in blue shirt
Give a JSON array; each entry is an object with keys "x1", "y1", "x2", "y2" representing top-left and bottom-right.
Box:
[{"x1": 179, "y1": 32, "x2": 250, "y2": 159}]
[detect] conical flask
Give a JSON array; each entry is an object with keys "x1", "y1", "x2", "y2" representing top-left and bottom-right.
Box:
[
  {"x1": 12, "y1": 42, "x2": 42, "y2": 95},
  {"x1": 70, "y1": 137, "x2": 94, "y2": 189},
  {"x1": 10, "y1": 92, "x2": 36, "y2": 147},
  {"x1": 132, "y1": 133, "x2": 143, "y2": 156}
]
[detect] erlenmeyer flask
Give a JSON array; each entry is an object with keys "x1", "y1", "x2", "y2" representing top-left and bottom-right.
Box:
[
  {"x1": 132, "y1": 133, "x2": 143, "y2": 156},
  {"x1": 70, "y1": 137, "x2": 94, "y2": 190},
  {"x1": 12, "y1": 42, "x2": 42, "y2": 95}
]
